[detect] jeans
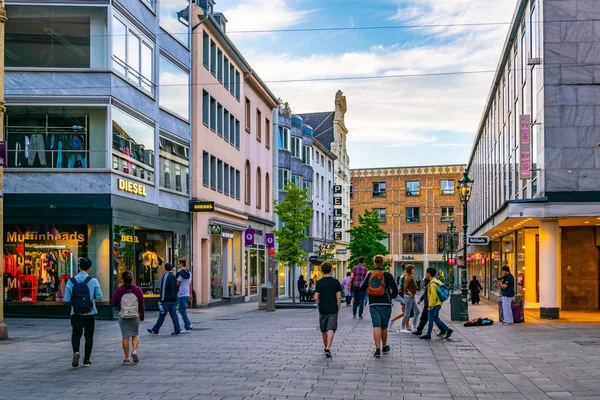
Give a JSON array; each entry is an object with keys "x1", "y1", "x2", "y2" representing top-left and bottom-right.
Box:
[
  {"x1": 501, "y1": 296, "x2": 514, "y2": 323},
  {"x1": 401, "y1": 295, "x2": 420, "y2": 327},
  {"x1": 71, "y1": 314, "x2": 95, "y2": 361},
  {"x1": 352, "y1": 286, "x2": 365, "y2": 317},
  {"x1": 426, "y1": 306, "x2": 450, "y2": 336},
  {"x1": 151, "y1": 301, "x2": 181, "y2": 334},
  {"x1": 178, "y1": 296, "x2": 192, "y2": 330},
  {"x1": 415, "y1": 303, "x2": 444, "y2": 333},
  {"x1": 345, "y1": 295, "x2": 352, "y2": 306},
  {"x1": 27, "y1": 134, "x2": 46, "y2": 166}
]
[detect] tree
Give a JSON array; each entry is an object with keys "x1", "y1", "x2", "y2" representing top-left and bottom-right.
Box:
[
  {"x1": 273, "y1": 182, "x2": 313, "y2": 304},
  {"x1": 347, "y1": 210, "x2": 389, "y2": 270}
]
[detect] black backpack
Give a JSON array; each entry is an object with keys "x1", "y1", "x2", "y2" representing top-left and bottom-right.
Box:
[{"x1": 70, "y1": 276, "x2": 94, "y2": 314}]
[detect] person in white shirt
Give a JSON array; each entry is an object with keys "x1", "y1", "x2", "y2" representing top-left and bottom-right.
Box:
[{"x1": 176, "y1": 260, "x2": 193, "y2": 333}]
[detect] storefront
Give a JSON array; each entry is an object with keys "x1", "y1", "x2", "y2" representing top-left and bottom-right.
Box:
[
  {"x1": 210, "y1": 227, "x2": 243, "y2": 301},
  {"x1": 244, "y1": 223, "x2": 277, "y2": 299}
]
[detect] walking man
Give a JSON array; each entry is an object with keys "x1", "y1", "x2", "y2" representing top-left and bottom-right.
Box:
[
  {"x1": 350, "y1": 256, "x2": 368, "y2": 319},
  {"x1": 360, "y1": 255, "x2": 398, "y2": 357},
  {"x1": 420, "y1": 267, "x2": 453, "y2": 340},
  {"x1": 176, "y1": 260, "x2": 193, "y2": 333},
  {"x1": 65, "y1": 257, "x2": 103, "y2": 368},
  {"x1": 497, "y1": 266, "x2": 515, "y2": 324},
  {"x1": 412, "y1": 277, "x2": 446, "y2": 336},
  {"x1": 148, "y1": 263, "x2": 182, "y2": 336},
  {"x1": 314, "y1": 262, "x2": 343, "y2": 358}
]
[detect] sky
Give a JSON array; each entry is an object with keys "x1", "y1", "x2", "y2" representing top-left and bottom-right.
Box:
[{"x1": 216, "y1": 0, "x2": 518, "y2": 169}]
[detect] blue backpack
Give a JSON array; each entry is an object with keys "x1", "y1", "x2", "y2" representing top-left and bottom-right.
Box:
[
  {"x1": 70, "y1": 276, "x2": 94, "y2": 314},
  {"x1": 437, "y1": 283, "x2": 450, "y2": 303}
]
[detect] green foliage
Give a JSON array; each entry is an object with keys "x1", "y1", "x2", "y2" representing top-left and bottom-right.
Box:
[{"x1": 347, "y1": 209, "x2": 390, "y2": 270}]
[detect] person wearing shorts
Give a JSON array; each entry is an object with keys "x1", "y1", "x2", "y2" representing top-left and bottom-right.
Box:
[
  {"x1": 314, "y1": 262, "x2": 342, "y2": 358},
  {"x1": 361, "y1": 255, "x2": 399, "y2": 358}
]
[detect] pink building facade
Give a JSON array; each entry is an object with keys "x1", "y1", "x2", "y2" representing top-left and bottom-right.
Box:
[{"x1": 191, "y1": 3, "x2": 278, "y2": 306}]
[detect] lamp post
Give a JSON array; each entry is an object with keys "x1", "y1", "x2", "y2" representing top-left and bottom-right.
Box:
[
  {"x1": 458, "y1": 171, "x2": 473, "y2": 322},
  {"x1": 447, "y1": 222, "x2": 456, "y2": 291}
]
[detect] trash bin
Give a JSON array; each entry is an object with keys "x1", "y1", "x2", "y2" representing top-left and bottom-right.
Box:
[
  {"x1": 259, "y1": 287, "x2": 268, "y2": 310},
  {"x1": 450, "y1": 292, "x2": 462, "y2": 321},
  {"x1": 266, "y1": 288, "x2": 276, "y2": 312}
]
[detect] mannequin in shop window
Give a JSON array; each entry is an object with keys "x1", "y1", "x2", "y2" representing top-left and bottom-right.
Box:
[{"x1": 137, "y1": 244, "x2": 163, "y2": 290}]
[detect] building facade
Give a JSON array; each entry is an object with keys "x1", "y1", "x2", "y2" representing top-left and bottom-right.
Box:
[
  {"x1": 300, "y1": 90, "x2": 351, "y2": 279},
  {"x1": 191, "y1": 1, "x2": 278, "y2": 306},
  {"x1": 2, "y1": 0, "x2": 193, "y2": 318},
  {"x1": 351, "y1": 166, "x2": 464, "y2": 283},
  {"x1": 466, "y1": 0, "x2": 600, "y2": 318}
]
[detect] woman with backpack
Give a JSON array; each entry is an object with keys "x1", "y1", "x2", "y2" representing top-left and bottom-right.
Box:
[{"x1": 111, "y1": 271, "x2": 145, "y2": 364}]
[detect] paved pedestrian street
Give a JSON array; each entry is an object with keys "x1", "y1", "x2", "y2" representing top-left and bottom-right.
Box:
[{"x1": 1, "y1": 301, "x2": 600, "y2": 400}]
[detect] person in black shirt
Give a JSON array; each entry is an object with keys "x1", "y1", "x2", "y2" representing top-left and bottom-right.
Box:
[
  {"x1": 496, "y1": 266, "x2": 515, "y2": 324},
  {"x1": 314, "y1": 262, "x2": 342, "y2": 358},
  {"x1": 147, "y1": 263, "x2": 182, "y2": 335}
]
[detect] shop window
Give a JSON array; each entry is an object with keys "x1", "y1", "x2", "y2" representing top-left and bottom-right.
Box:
[
  {"x1": 113, "y1": 12, "x2": 154, "y2": 94},
  {"x1": 403, "y1": 233, "x2": 424, "y2": 254},
  {"x1": 160, "y1": 0, "x2": 189, "y2": 46},
  {"x1": 437, "y1": 233, "x2": 459, "y2": 253},
  {"x1": 256, "y1": 167, "x2": 262, "y2": 209},
  {"x1": 441, "y1": 179, "x2": 455, "y2": 195},
  {"x1": 245, "y1": 160, "x2": 251, "y2": 205},
  {"x1": 5, "y1": 106, "x2": 107, "y2": 169},
  {"x1": 441, "y1": 207, "x2": 455, "y2": 222},
  {"x1": 3, "y1": 224, "x2": 109, "y2": 304},
  {"x1": 406, "y1": 181, "x2": 420, "y2": 196},
  {"x1": 6, "y1": 5, "x2": 108, "y2": 69},
  {"x1": 406, "y1": 207, "x2": 420, "y2": 222},
  {"x1": 265, "y1": 173, "x2": 270, "y2": 212},
  {"x1": 278, "y1": 168, "x2": 290, "y2": 190},
  {"x1": 159, "y1": 56, "x2": 189, "y2": 120},
  {"x1": 372, "y1": 182, "x2": 386, "y2": 197},
  {"x1": 373, "y1": 208, "x2": 386, "y2": 224},
  {"x1": 159, "y1": 136, "x2": 189, "y2": 194},
  {"x1": 112, "y1": 106, "x2": 155, "y2": 181},
  {"x1": 278, "y1": 127, "x2": 290, "y2": 151}
]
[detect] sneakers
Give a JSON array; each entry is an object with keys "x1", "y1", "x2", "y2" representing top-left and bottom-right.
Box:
[
  {"x1": 359, "y1": 316, "x2": 364, "y2": 320},
  {"x1": 184, "y1": 329, "x2": 193, "y2": 334},
  {"x1": 382, "y1": 346, "x2": 391, "y2": 354},
  {"x1": 437, "y1": 330, "x2": 447, "y2": 337},
  {"x1": 353, "y1": 315, "x2": 357, "y2": 319},
  {"x1": 83, "y1": 360, "x2": 93, "y2": 367},
  {"x1": 374, "y1": 349, "x2": 381, "y2": 358},
  {"x1": 400, "y1": 329, "x2": 411, "y2": 333},
  {"x1": 147, "y1": 329, "x2": 158, "y2": 335},
  {"x1": 72, "y1": 352, "x2": 80, "y2": 368},
  {"x1": 131, "y1": 352, "x2": 139, "y2": 363},
  {"x1": 420, "y1": 335, "x2": 432, "y2": 340},
  {"x1": 445, "y1": 329, "x2": 454, "y2": 339},
  {"x1": 324, "y1": 349, "x2": 332, "y2": 358},
  {"x1": 171, "y1": 332, "x2": 182, "y2": 336},
  {"x1": 388, "y1": 321, "x2": 394, "y2": 328}
]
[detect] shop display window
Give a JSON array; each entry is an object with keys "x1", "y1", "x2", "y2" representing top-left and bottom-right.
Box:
[
  {"x1": 112, "y1": 106, "x2": 155, "y2": 182},
  {"x1": 210, "y1": 233, "x2": 222, "y2": 300},
  {"x1": 3, "y1": 224, "x2": 109, "y2": 303},
  {"x1": 233, "y1": 232, "x2": 242, "y2": 296}
]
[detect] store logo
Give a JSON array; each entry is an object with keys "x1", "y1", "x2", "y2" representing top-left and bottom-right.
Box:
[
  {"x1": 6, "y1": 231, "x2": 85, "y2": 243},
  {"x1": 118, "y1": 179, "x2": 148, "y2": 197},
  {"x1": 121, "y1": 235, "x2": 139, "y2": 243}
]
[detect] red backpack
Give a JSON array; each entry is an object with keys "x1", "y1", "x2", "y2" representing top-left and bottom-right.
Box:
[{"x1": 367, "y1": 270, "x2": 387, "y2": 296}]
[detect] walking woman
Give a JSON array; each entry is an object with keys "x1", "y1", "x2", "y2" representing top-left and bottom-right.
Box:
[
  {"x1": 400, "y1": 265, "x2": 420, "y2": 332},
  {"x1": 111, "y1": 271, "x2": 145, "y2": 364},
  {"x1": 469, "y1": 276, "x2": 483, "y2": 305}
]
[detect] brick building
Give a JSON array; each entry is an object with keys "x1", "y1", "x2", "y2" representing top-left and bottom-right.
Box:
[{"x1": 351, "y1": 165, "x2": 465, "y2": 283}]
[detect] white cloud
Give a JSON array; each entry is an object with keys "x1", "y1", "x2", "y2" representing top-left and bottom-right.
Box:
[{"x1": 218, "y1": 0, "x2": 316, "y2": 32}]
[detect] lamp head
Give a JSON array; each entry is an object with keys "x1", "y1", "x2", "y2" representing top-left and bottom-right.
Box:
[{"x1": 458, "y1": 171, "x2": 473, "y2": 203}]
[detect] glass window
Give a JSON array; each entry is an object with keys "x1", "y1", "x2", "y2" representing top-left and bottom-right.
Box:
[
  {"x1": 210, "y1": 98, "x2": 216, "y2": 131},
  {"x1": 403, "y1": 234, "x2": 424, "y2": 254},
  {"x1": 159, "y1": 56, "x2": 189, "y2": 120},
  {"x1": 236, "y1": 170, "x2": 241, "y2": 200},
  {"x1": 224, "y1": 57, "x2": 230, "y2": 89},
  {"x1": 278, "y1": 127, "x2": 290, "y2": 151},
  {"x1": 406, "y1": 207, "x2": 420, "y2": 222},
  {"x1": 278, "y1": 168, "x2": 290, "y2": 190},
  {"x1": 202, "y1": 151, "x2": 209, "y2": 187},
  {"x1": 291, "y1": 174, "x2": 302, "y2": 188},
  {"x1": 217, "y1": 159, "x2": 223, "y2": 192},
  {"x1": 224, "y1": 110, "x2": 230, "y2": 142},
  {"x1": 202, "y1": 90, "x2": 209, "y2": 126},
  {"x1": 302, "y1": 181, "x2": 312, "y2": 197},
  {"x1": 160, "y1": 0, "x2": 189, "y2": 46},
  {"x1": 5, "y1": 106, "x2": 107, "y2": 169},
  {"x1": 256, "y1": 168, "x2": 262, "y2": 209},
  {"x1": 441, "y1": 207, "x2": 455, "y2": 222},
  {"x1": 210, "y1": 232, "x2": 222, "y2": 300},
  {"x1": 112, "y1": 13, "x2": 154, "y2": 94},
  {"x1": 265, "y1": 173, "x2": 270, "y2": 212},
  {"x1": 210, "y1": 155, "x2": 216, "y2": 190},
  {"x1": 245, "y1": 98, "x2": 251, "y2": 131},
  {"x1": 373, "y1": 208, "x2": 386, "y2": 224},
  {"x1": 235, "y1": 120, "x2": 240, "y2": 149},
  {"x1": 159, "y1": 136, "x2": 189, "y2": 194},
  {"x1": 302, "y1": 145, "x2": 312, "y2": 165},
  {"x1": 437, "y1": 233, "x2": 459, "y2": 253},
  {"x1": 6, "y1": 5, "x2": 108, "y2": 69},
  {"x1": 372, "y1": 182, "x2": 386, "y2": 197},
  {"x1": 406, "y1": 181, "x2": 420, "y2": 196},
  {"x1": 266, "y1": 119, "x2": 271, "y2": 149},
  {"x1": 217, "y1": 104, "x2": 223, "y2": 137},
  {"x1": 210, "y1": 39, "x2": 216, "y2": 75},
  {"x1": 202, "y1": 32, "x2": 209, "y2": 67},
  {"x1": 229, "y1": 64, "x2": 235, "y2": 95},
  {"x1": 235, "y1": 71, "x2": 241, "y2": 100},
  {"x1": 224, "y1": 163, "x2": 230, "y2": 196},
  {"x1": 441, "y1": 179, "x2": 455, "y2": 195},
  {"x1": 229, "y1": 166, "x2": 235, "y2": 197},
  {"x1": 291, "y1": 137, "x2": 302, "y2": 158},
  {"x1": 112, "y1": 106, "x2": 155, "y2": 181},
  {"x1": 245, "y1": 161, "x2": 251, "y2": 205},
  {"x1": 257, "y1": 110, "x2": 262, "y2": 141},
  {"x1": 217, "y1": 49, "x2": 223, "y2": 82}
]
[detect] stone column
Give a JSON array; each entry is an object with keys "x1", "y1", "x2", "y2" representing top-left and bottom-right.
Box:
[
  {"x1": 523, "y1": 229, "x2": 538, "y2": 307},
  {"x1": 0, "y1": 0, "x2": 8, "y2": 341},
  {"x1": 539, "y1": 220, "x2": 560, "y2": 319}
]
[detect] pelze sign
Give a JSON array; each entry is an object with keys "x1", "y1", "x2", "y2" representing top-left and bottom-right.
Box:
[{"x1": 520, "y1": 115, "x2": 531, "y2": 180}]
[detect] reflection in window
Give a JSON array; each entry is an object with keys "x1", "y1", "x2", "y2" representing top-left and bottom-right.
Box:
[
  {"x1": 160, "y1": 0, "x2": 189, "y2": 46},
  {"x1": 159, "y1": 56, "x2": 189, "y2": 120},
  {"x1": 403, "y1": 233, "x2": 424, "y2": 254},
  {"x1": 112, "y1": 106, "x2": 155, "y2": 181},
  {"x1": 159, "y1": 136, "x2": 189, "y2": 194},
  {"x1": 5, "y1": 5, "x2": 108, "y2": 68}
]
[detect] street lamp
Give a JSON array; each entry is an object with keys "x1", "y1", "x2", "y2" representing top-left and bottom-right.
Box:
[
  {"x1": 458, "y1": 171, "x2": 473, "y2": 322},
  {"x1": 446, "y1": 222, "x2": 456, "y2": 291}
]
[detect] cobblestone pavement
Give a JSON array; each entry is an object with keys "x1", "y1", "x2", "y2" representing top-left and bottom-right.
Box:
[{"x1": 1, "y1": 300, "x2": 600, "y2": 400}]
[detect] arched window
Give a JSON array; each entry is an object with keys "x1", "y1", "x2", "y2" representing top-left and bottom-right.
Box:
[
  {"x1": 265, "y1": 173, "x2": 270, "y2": 212},
  {"x1": 245, "y1": 160, "x2": 251, "y2": 205},
  {"x1": 256, "y1": 167, "x2": 262, "y2": 209}
]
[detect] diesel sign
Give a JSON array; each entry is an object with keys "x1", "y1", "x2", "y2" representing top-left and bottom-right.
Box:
[{"x1": 118, "y1": 179, "x2": 148, "y2": 196}]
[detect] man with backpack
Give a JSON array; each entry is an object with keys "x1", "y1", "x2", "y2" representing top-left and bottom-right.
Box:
[
  {"x1": 64, "y1": 257, "x2": 103, "y2": 368},
  {"x1": 148, "y1": 263, "x2": 181, "y2": 336},
  {"x1": 360, "y1": 255, "x2": 398, "y2": 357},
  {"x1": 176, "y1": 260, "x2": 193, "y2": 333},
  {"x1": 420, "y1": 267, "x2": 453, "y2": 340},
  {"x1": 412, "y1": 277, "x2": 446, "y2": 336}
]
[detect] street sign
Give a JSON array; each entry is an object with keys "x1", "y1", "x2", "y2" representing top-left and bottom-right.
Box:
[
  {"x1": 333, "y1": 185, "x2": 342, "y2": 194},
  {"x1": 334, "y1": 197, "x2": 342, "y2": 206},
  {"x1": 467, "y1": 236, "x2": 489, "y2": 245},
  {"x1": 448, "y1": 258, "x2": 457, "y2": 266},
  {"x1": 333, "y1": 232, "x2": 342, "y2": 241},
  {"x1": 210, "y1": 225, "x2": 222, "y2": 235},
  {"x1": 336, "y1": 249, "x2": 347, "y2": 255},
  {"x1": 334, "y1": 219, "x2": 342, "y2": 229}
]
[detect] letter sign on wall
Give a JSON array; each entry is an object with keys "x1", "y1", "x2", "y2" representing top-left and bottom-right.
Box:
[
  {"x1": 334, "y1": 197, "x2": 342, "y2": 206},
  {"x1": 519, "y1": 115, "x2": 531, "y2": 180},
  {"x1": 334, "y1": 220, "x2": 343, "y2": 229},
  {"x1": 334, "y1": 232, "x2": 343, "y2": 241},
  {"x1": 333, "y1": 185, "x2": 342, "y2": 194}
]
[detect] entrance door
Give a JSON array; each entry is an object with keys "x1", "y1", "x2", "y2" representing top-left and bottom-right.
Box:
[
  {"x1": 248, "y1": 249, "x2": 258, "y2": 295},
  {"x1": 222, "y1": 238, "x2": 231, "y2": 298}
]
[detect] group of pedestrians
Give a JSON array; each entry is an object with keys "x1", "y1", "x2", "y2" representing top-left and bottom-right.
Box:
[
  {"x1": 314, "y1": 255, "x2": 454, "y2": 358},
  {"x1": 65, "y1": 257, "x2": 193, "y2": 368}
]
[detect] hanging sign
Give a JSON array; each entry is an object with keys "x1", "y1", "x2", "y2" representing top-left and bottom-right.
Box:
[
  {"x1": 0, "y1": 141, "x2": 6, "y2": 167},
  {"x1": 190, "y1": 200, "x2": 215, "y2": 212},
  {"x1": 334, "y1": 219, "x2": 343, "y2": 229},
  {"x1": 266, "y1": 233, "x2": 275, "y2": 248},
  {"x1": 245, "y1": 228, "x2": 255, "y2": 246},
  {"x1": 210, "y1": 225, "x2": 222, "y2": 235},
  {"x1": 334, "y1": 197, "x2": 342, "y2": 206},
  {"x1": 520, "y1": 115, "x2": 531, "y2": 180},
  {"x1": 334, "y1": 208, "x2": 342, "y2": 217},
  {"x1": 448, "y1": 258, "x2": 457, "y2": 266},
  {"x1": 467, "y1": 236, "x2": 489, "y2": 245}
]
